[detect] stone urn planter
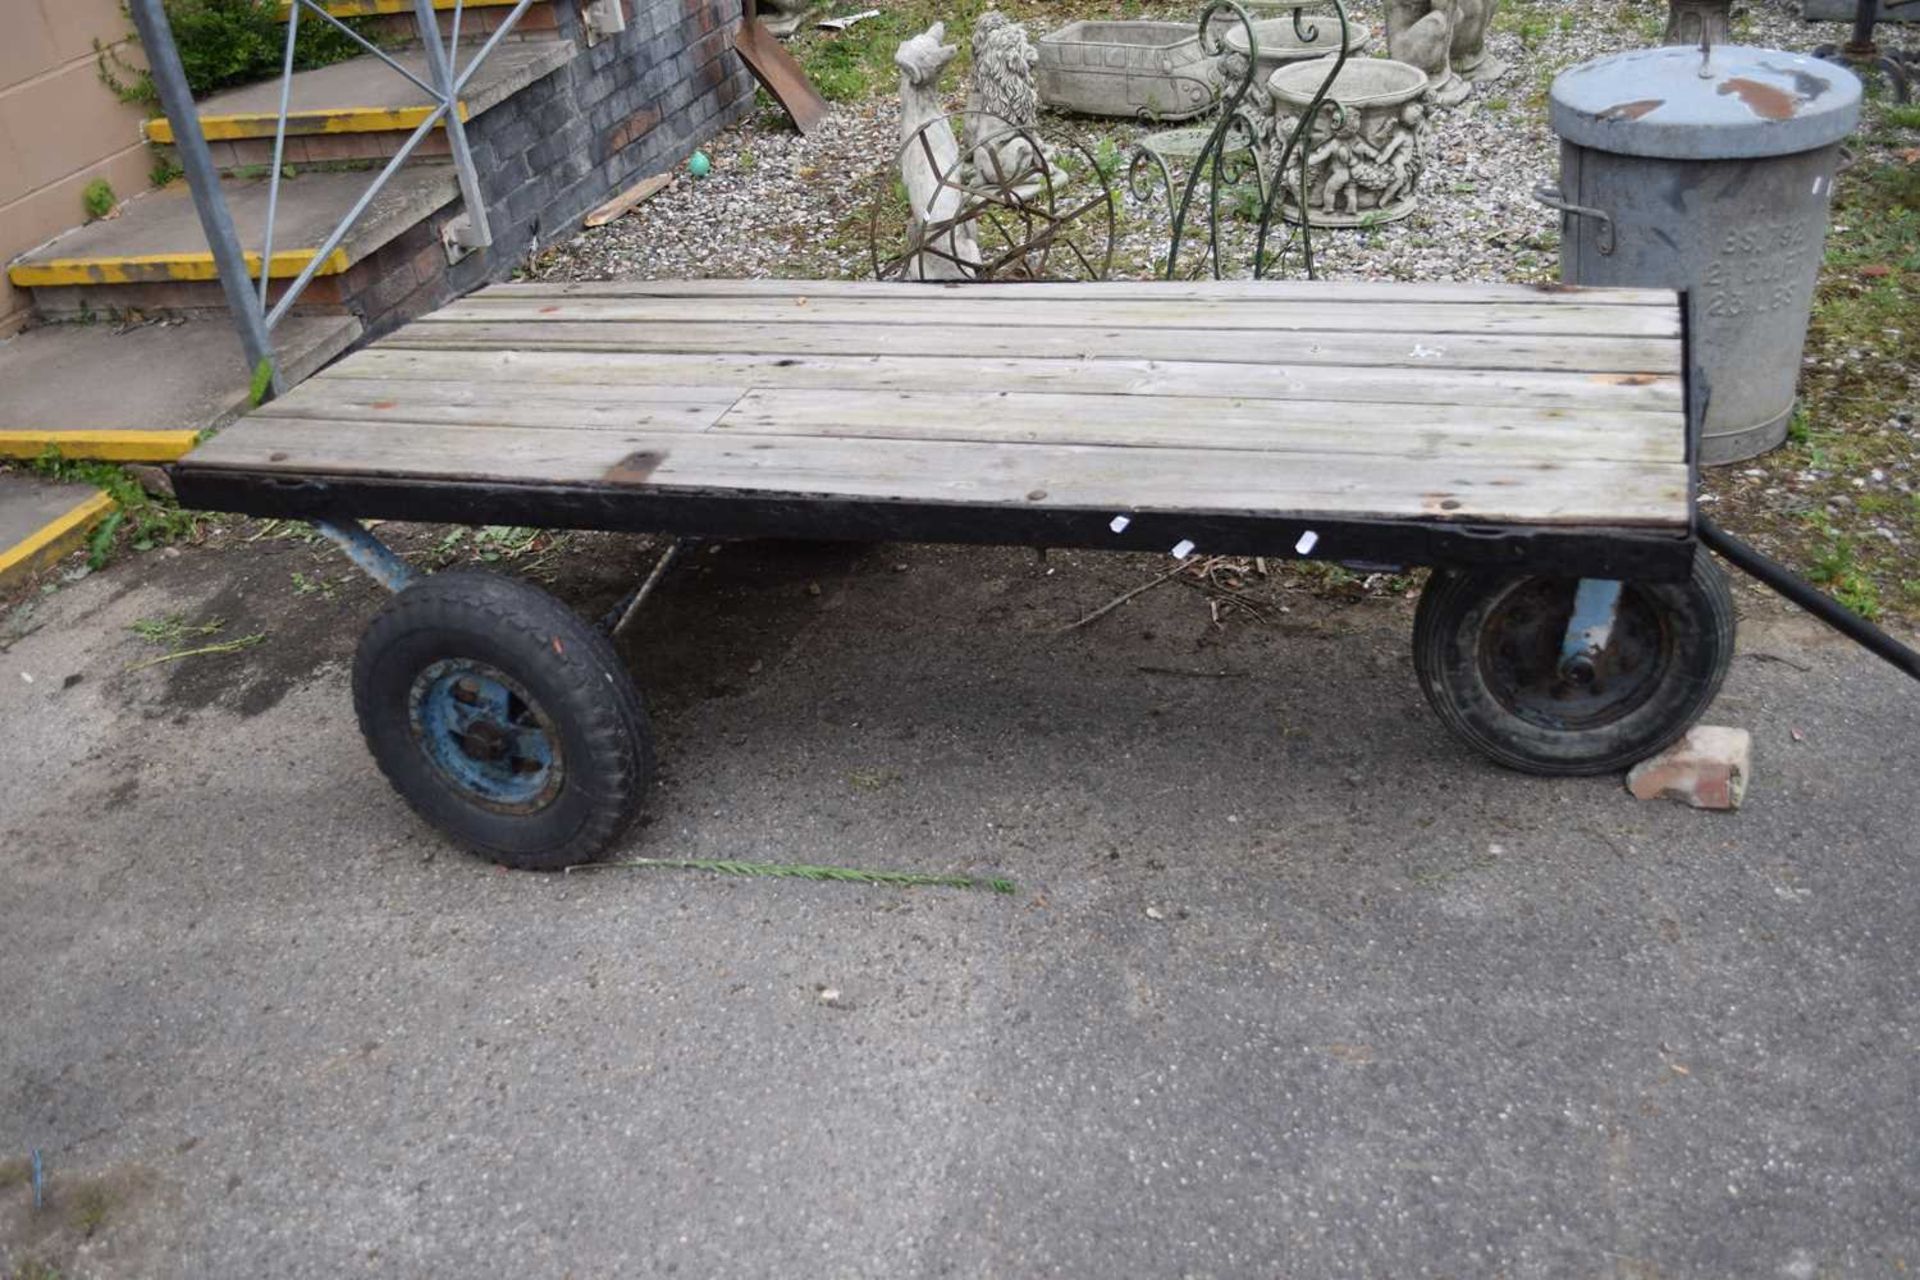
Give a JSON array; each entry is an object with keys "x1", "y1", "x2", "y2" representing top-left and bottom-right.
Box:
[
  {"x1": 1268, "y1": 58, "x2": 1432, "y2": 227},
  {"x1": 1218, "y1": 17, "x2": 1372, "y2": 151},
  {"x1": 1221, "y1": 15, "x2": 1371, "y2": 83}
]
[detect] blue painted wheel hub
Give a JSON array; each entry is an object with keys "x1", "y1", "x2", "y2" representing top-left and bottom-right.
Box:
[{"x1": 407, "y1": 660, "x2": 564, "y2": 813}]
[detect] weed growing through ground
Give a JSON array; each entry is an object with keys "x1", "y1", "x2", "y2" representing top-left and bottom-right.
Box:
[
  {"x1": 25, "y1": 452, "x2": 207, "y2": 568},
  {"x1": 68, "y1": 1184, "x2": 110, "y2": 1238},
  {"x1": 1805, "y1": 514, "x2": 1882, "y2": 618},
  {"x1": 290, "y1": 571, "x2": 338, "y2": 600},
  {"x1": 130, "y1": 614, "x2": 225, "y2": 646},
  {"x1": 471, "y1": 525, "x2": 543, "y2": 561},
  {"x1": 82, "y1": 179, "x2": 117, "y2": 219}
]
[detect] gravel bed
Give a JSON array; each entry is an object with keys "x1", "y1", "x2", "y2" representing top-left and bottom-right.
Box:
[{"x1": 534, "y1": 0, "x2": 1863, "y2": 286}]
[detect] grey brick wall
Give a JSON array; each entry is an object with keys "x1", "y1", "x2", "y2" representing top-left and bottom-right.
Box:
[{"x1": 359, "y1": 0, "x2": 756, "y2": 337}]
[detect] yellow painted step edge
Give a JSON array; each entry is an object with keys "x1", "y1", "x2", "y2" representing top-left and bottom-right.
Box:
[
  {"x1": 9, "y1": 248, "x2": 352, "y2": 289},
  {"x1": 0, "y1": 491, "x2": 116, "y2": 586},
  {"x1": 276, "y1": 0, "x2": 523, "y2": 18},
  {"x1": 145, "y1": 102, "x2": 470, "y2": 145},
  {"x1": 0, "y1": 431, "x2": 201, "y2": 464}
]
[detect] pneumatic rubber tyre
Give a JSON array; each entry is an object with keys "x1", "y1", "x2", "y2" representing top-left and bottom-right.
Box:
[
  {"x1": 352, "y1": 570, "x2": 654, "y2": 870},
  {"x1": 1412, "y1": 549, "x2": 1735, "y2": 776}
]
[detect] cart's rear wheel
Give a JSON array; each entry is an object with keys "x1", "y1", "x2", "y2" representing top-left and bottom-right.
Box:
[
  {"x1": 1412, "y1": 549, "x2": 1734, "y2": 776},
  {"x1": 353, "y1": 570, "x2": 653, "y2": 869}
]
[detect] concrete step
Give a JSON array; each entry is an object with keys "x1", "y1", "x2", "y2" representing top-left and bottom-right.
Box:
[
  {"x1": 279, "y1": 0, "x2": 566, "y2": 48},
  {"x1": 284, "y1": 0, "x2": 541, "y2": 17},
  {"x1": 8, "y1": 166, "x2": 460, "y2": 320},
  {"x1": 0, "y1": 314, "x2": 362, "y2": 451},
  {"x1": 144, "y1": 41, "x2": 573, "y2": 170},
  {"x1": 0, "y1": 473, "x2": 116, "y2": 591},
  {"x1": 0, "y1": 312, "x2": 360, "y2": 588}
]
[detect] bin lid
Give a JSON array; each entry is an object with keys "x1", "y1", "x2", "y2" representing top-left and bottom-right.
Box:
[{"x1": 1549, "y1": 44, "x2": 1861, "y2": 159}]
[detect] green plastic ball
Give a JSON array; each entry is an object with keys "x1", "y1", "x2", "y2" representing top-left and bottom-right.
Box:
[{"x1": 688, "y1": 151, "x2": 712, "y2": 179}]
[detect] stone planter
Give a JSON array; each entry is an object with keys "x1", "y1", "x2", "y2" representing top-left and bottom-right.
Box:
[
  {"x1": 1036, "y1": 21, "x2": 1219, "y2": 122},
  {"x1": 1268, "y1": 58, "x2": 1432, "y2": 227},
  {"x1": 1221, "y1": 15, "x2": 1371, "y2": 83}
]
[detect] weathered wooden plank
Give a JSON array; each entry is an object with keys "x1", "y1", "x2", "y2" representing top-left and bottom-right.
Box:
[
  {"x1": 256, "y1": 378, "x2": 743, "y2": 431},
  {"x1": 329, "y1": 347, "x2": 1687, "y2": 413},
  {"x1": 712, "y1": 389, "x2": 1684, "y2": 464},
  {"x1": 383, "y1": 320, "x2": 1682, "y2": 375},
  {"x1": 485, "y1": 278, "x2": 1678, "y2": 308},
  {"x1": 582, "y1": 173, "x2": 673, "y2": 228},
  {"x1": 435, "y1": 294, "x2": 1681, "y2": 338},
  {"x1": 189, "y1": 418, "x2": 1690, "y2": 526}
]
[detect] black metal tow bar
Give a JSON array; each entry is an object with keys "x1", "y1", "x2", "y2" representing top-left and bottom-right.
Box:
[{"x1": 1699, "y1": 517, "x2": 1920, "y2": 683}]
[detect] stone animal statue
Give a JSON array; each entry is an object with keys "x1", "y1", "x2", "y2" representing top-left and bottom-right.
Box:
[
  {"x1": 1386, "y1": 0, "x2": 1469, "y2": 104},
  {"x1": 895, "y1": 23, "x2": 981, "y2": 280},
  {"x1": 1449, "y1": 0, "x2": 1505, "y2": 81},
  {"x1": 965, "y1": 11, "x2": 1043, "y2": 183}
]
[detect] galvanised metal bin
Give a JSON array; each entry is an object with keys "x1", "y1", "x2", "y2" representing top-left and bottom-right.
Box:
[{"x1": 1538, "y1": 44, "x2": 1862, "y2": 463}]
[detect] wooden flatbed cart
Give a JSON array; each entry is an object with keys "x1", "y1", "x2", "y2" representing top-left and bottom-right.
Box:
[{"x1": 171, "y1": 278, "x2": 1920, "y2": 868}]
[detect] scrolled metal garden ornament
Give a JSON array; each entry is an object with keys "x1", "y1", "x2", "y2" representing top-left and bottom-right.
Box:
[
  {"x1": 1139, "y1": 0, "x2": 1354, "y2": 281},
  {"x1": 870, "y1": 109, "x2": 1117, "y2": 283}
]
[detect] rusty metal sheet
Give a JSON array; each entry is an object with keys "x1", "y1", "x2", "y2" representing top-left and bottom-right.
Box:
[{"x1": 734, "y1": 16, "x2": 828, "y2": 136}]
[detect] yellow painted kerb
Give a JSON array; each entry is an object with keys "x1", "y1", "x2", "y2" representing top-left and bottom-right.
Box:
[
  {"x1": 0, "y1": 431, "x2": 201, "y2": 463},
  {"x1": 276, "y1": 0, "x2": 521, "y2": 17},
  {"x1": 9, "y1": 248, "x2": 352, "y2": 288},
  {"x1": 145, "y1": 103, "x2": 471, "y2": 144},
  {"x1": 0, "y1": 491, "x2": 116, "y2": 586}
]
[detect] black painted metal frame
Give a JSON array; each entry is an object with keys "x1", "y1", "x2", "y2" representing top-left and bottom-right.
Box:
[{"x1": 170, "y1": 469, "x2": 1699, "y2": 582}]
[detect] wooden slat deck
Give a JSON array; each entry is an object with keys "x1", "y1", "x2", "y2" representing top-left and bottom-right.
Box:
[{"x1": 179, "y1": 279, "x2": 1693, "y2": 538}]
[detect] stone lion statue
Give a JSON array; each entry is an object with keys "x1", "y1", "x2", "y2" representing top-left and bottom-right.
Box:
[{"x1": 966, "y1": 11, "x2": 1042, "y2": 183}]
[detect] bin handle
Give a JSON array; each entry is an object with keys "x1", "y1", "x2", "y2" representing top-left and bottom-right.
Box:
[{"x1": 1533, "y1": 183, "x2": 1615, "y2": 256}]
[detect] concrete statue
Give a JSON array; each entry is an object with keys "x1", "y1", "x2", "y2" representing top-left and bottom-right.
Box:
[{"x1": 895, "y1": 23, "x2": 981, "y2": 279}]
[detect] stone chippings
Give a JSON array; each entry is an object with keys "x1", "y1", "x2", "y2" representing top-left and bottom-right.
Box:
[
  {"x1": 534, "y1": 0, "x2": 1851, "y2": 285},
  {"x1": 362, "y1": 0, "x2": 756, "y2": 332}
]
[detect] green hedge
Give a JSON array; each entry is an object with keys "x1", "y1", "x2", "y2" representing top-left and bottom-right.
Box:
[{"x1": 102, "y1": 0, "x2": 368, "y2": 105}]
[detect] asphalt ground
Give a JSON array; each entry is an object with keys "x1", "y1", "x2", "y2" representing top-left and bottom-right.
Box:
[{"x1": 2, "y1": 533, "x2": 1915, "y2": 1278}]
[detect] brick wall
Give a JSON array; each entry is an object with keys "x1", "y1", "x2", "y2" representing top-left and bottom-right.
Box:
[{"x1": 362, "y1": 0, "x2": 757, "y2": 336}]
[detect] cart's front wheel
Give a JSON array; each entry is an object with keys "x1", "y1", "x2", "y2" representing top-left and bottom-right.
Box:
[
  {"x1": 352, "y1": 570, "x2": 653, "y2": 869},
  {"x1": 1412, "y1": 549, "x2": 1735, "y2": 776}
]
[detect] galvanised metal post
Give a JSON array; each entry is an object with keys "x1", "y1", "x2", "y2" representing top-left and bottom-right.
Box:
[
  {"x1": 263, "y1": 0, "x2": 534, "y2": 329},
  {"x1": 414, "y1": 0, "x2": 493, "y2": 252},
  {"x1": 126, "y1": 0, "x2": 284, "y2": 399}
]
